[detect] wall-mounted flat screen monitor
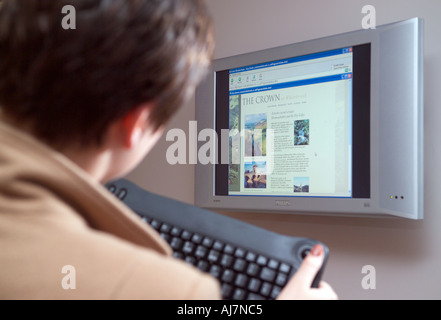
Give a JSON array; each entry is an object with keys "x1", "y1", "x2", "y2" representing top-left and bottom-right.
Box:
[{"x1": 195, "y1": 18, "x2": 424, "y2": 220}]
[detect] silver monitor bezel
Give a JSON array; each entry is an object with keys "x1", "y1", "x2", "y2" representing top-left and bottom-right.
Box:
[{"x1": 195, "y1": 18, "x2": 424, "y2": 220}]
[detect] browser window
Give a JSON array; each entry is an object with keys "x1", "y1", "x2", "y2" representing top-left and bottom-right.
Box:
[{"x1": 227, "y1": 47, "x2": 353, "y2": 198}]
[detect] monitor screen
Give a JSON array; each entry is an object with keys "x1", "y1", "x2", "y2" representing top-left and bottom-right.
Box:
[
  {"x1": 215, "y1": 44, "x2": 371, "y2": 200},
  {"x1": 196, "y1": 18, "x2": 423, "y2": 219}
]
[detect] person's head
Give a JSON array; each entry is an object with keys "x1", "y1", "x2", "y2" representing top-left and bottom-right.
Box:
[{"x1": 0, "y1": 0, "x2": 214, "y2": 179}]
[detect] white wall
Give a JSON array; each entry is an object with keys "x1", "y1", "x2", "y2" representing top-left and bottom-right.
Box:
[{"x1": 126, "y1": 0, "x2": 441, "y2": 299}]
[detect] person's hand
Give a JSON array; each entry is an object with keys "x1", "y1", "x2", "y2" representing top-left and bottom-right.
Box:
[{"x1": 277, "y1": 244, "x2": 338, "y2": 300}]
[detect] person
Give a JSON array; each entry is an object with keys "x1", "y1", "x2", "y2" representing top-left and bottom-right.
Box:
[
  {"x1": 253, "y1": 164, "x2": 260, "y2": 177},
  {"x1": 0, "y1": 0, "x2": 337, "y2": 300}
]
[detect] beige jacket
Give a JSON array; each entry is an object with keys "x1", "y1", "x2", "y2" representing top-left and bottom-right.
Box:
[{"x1": 0, "y1": 120, "x2": 221, "y2": 300}]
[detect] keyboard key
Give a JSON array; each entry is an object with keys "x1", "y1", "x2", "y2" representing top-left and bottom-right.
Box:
[
  {"x1": 173, "y1": 252, "x2": 184, "y2": 260},
  {"x1": 192, "y1": 233, "x2": 203, "y2": 244},
  {"x1": 170, "y1": 237, "x2": 183, "y2": 251},
  {"x1": 248, "y1": 278, "x2": 261, "y2": 293},
  {"x1": 207, "y1": 250, "x2": 220, "y2": 263},
  {"x1": 222, "y1": 284, "x2": 234, "y2": 299},
  {"x1": 234, "y1": 274, "x2": 249, "y2": 288},
  {"x1": 202, "y1": 237, "x2": 214, "y2": 248},
  {"x1": 182, "y1": 241, "x2": 195, "y2": 255},
  {"x1": 246, "y1": 252, "x2": 257, "y2": 262},
  {"x1": 233, "y1": 259, "x2": 247, "y2": 272},
  {"x1": 160, "y1": 223, "x2": 172, "y2": 234},
  {"x1": 195, "y1": 245, "x2": 208, "y2": 259},
  {"x1": 223, "y1": 244, "x2": 235, "y2": 255},
  {"x1": 221, "y1": 269, "x2": 235, "y2": 283},
  {"x1": 220, "y1": 254, "x2": 233, "y2": 268},
  {"x1": 117, "y1": 188, "x2": 127, "y2": 200},
  {"x1": 270, "y1": 286, "x2": 282, "y2": 299},
  {"x1": 246, "y1": 263, "x2": 260, "y2": 277},
  {"x1": 275, "y1": 273, "x2": 288, "y2": 287},
  {"x1": 185, "y1": 256, "x2": 196, "y2": 266},
  {"x1": 279, "y1": 263, "x2": 291, "y2": 274},
  {"x1": 141, "y1": 217, "x2": 152, "y2": 224},
  {"x1": 260, "y1": 282, "x2": 272, "y2": 297},
  {"x1": 150, "y1": 220, "x2": 161, "y2": 230},
  {"x1": 181, "y1": 230, "x2": 192, "y2": 240},
  {"x1": 197, "y1": 260, "x2": 209, "y2": 272},
  {"x1": 234, "y1": 248, "x2": 246, "y2": 259},
  {"x1": 268, "y1": 259, "x2": 279, "y2": 270},
  {"x1": 213, "y1": 241, "x2": 224, "y2": 251},
  {"x1": 232, "y1": 288, "x2": 246, "y2": 300},
  {"x1": 209, "y1": 265, "x2": 222, "y2": 278},
  {"x1": 256, "y1": 255, "x2": 268, "y2": 266},
  {"x1": 247, "y1": 293, "x2": 265, "y2": 300},
  {"x1": 160, "y1": 233, "x2": 171, "y2": 243},
  {"x1": 260, "y1": 267, "x2": 276, "y2": 282},
  {"x1": 170, "y1": 227, "x2": 182, "y2": 237}
]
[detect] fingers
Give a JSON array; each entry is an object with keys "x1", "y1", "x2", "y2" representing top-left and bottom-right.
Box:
[
  {"x1": 276, "y1": 244, "x2": 338, "y2": 300},
  {"x1": 291, "y1": 244, "x2": 325, "y2": 288},
  {"x1": 277, "y1": 244, "x2": 328, "y2": 300},
  {"x1": 317, "y1": 281, "x2": 339, "y2": 300}
]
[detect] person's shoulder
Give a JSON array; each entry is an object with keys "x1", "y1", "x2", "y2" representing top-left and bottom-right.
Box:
[
  {"x1": 64, "y1": 225, "x2": 221, "y2": 299},
  {"x1": 112, "y1": 250, "x2": 221, "y2": 300},
  {"x1": 65, "y1": 226, "x2": 221, "y2": 299},
  {"x1": 2, "y1": 217, "x2": 220, "y2": 300}
]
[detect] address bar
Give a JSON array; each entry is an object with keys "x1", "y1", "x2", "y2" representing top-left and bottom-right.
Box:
[{"x1": 232, "y1": 57, "x2": 352, "y2": 90}]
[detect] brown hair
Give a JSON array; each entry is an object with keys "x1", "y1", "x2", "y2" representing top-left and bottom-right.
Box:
[{"x1": 0, "y1": 0, "x2": 214, "y2": 147}]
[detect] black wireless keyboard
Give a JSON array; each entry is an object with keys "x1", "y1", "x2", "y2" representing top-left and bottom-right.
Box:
[{"x1": 106, "y1": 179, "x2": 329, "y2": 300}]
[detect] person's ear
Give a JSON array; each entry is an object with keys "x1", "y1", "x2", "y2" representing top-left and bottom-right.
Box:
[{"x1": 121, "y1": 103, "x2": 155, "y2": 149}]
